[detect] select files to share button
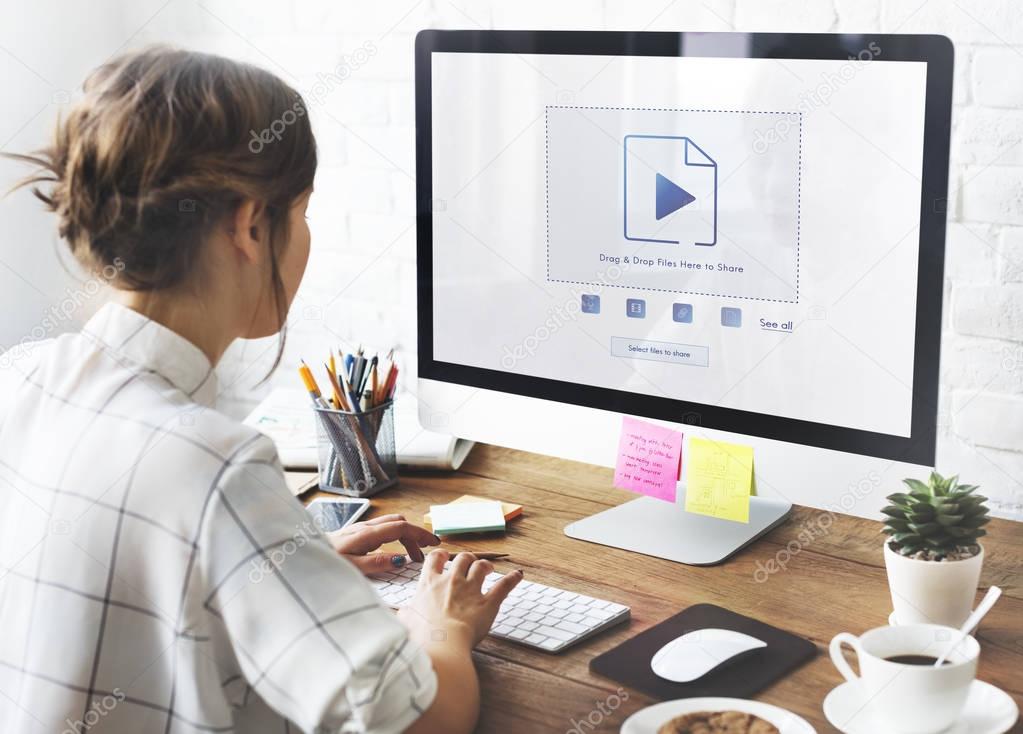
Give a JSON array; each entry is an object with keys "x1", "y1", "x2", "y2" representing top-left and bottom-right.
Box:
[{"x1": 610, "y1": 337, "x2": 710, "y2": 367}]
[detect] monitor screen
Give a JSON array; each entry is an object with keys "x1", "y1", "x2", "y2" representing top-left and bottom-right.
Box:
[{"x1": 418, "y1": 33, "x2": 951, "y2": 464}]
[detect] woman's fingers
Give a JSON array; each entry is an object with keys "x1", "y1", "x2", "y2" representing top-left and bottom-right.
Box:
[
  {"x1": 484, "y1": 570, "x2": 524, "y2": 611},
  {"x1": 335, "y1": 520, "x2": 440, "y2": 558},
  {"x1": 399, "y1": 538, "x2": 425, "y2": 563},
  {"x1": 448, "y1": 551, "x2": 476, "y2": 578},
  {"x1": 422, "y1": 548, "x2": 449, "y2": 578},
  {"x1": 360, "y1": 513, "x2": 405, "y2": 526},
  {"x1": 466, "y1": 559, "x2": 493, "y2": 587},
  {"x1": 345, "y1": 552, "x2": 407, "y2": 576}
]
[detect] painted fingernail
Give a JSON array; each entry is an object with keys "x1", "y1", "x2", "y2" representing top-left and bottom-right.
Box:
[{"x1": 391, "y1": 554, "x2": 407, "y2": 568}]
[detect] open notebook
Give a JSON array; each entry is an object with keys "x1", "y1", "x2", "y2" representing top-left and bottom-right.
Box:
[{"x1": 243, "y1": 387, "x2": 475, "y2": 472}]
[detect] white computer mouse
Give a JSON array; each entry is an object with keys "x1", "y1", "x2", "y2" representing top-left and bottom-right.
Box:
[{"x1": 650, "y1": 628, "x2": 768, "y2": 683}]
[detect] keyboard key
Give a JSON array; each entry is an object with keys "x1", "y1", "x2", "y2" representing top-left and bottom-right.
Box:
[
  {"x1": 539, "y1": 638, "x2": 563, "y2": 651},
  {"x1": 493, "y1": 625, "x2": 513, "y2": 635},
  {"x1": 535, "y1": 625, "x2": 574, "y2": 641},
  {"x1": 525, "y1": 633, "x2": 547, "y2": 645},
  {"x1": 556, "y1": 620, "x2": 588, "y2": 635},
  {"x1": 509, "y1": 629, "x2": 530, "y2": 641},
  {"x1": 565, "y1": 613, "x2": 585, "y2": 623}
]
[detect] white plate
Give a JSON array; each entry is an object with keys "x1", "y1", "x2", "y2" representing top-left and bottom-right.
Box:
[
  {"x1": 621, "y1": 697, "x2": 816, "y2": 734},
  {"x1": 823, "y1": 679, "x2": 1018, "y2": 734}
]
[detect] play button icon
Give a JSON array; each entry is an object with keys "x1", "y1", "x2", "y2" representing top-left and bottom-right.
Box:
[{"x1": 655, "y1": 172, "x2": 696, "y2": 220}]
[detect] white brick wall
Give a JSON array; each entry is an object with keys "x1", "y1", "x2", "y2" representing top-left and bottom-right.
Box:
[{"x1": 3, "y1": 0, "x2": 1022, "y2": 520}]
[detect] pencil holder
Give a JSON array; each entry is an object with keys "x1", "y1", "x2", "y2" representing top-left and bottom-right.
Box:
[{"x1": 313, "y1": 401, "x2": 398, "y2": 497}]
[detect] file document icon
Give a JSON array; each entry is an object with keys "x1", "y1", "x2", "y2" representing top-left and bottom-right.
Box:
[{"x1": 624, "y1": 135, "x2": 717, "y2": 247}]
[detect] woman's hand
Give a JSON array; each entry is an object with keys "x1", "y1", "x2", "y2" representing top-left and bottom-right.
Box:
[
  {"x1": 398, "y1": 549, "x2": 523, "y2": 649},
  {"x1": 400, "y1": 550, "x2": 522, "y2": 734},
  {"x1": 326, "y1": 513, "x2": 440, "y2": 576}
]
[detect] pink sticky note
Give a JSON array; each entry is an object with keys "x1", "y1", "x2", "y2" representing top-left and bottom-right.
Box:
[{"x1": 613, "y1": 417, "x2": 684, "y2": 502}]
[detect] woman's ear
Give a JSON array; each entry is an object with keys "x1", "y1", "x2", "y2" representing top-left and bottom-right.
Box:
[{"x1": 229, "y1": 199, "x2": 269, "y2": 264}]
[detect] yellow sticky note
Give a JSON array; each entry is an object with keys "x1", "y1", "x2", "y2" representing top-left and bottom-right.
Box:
[{"x1": 684, "y1": 437, "x2": 753, "y2": 523}]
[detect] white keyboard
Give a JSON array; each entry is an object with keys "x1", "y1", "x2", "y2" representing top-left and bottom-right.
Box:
[{"x1": 370, "y1": 561, "x2": 631, "y2": 653}]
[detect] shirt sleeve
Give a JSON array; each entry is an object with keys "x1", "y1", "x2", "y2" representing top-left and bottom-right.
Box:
[{"x1": 197, "y1": 435, "x2": 437, "y2": 734}]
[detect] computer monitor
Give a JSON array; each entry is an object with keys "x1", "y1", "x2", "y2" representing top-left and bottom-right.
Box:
[{"x1": 415, "y1": 31, "x2": 952, "y2": 564}]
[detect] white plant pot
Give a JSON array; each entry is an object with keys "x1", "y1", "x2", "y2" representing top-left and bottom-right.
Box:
[{"x1": 883, "y1": 541, "x2": 984, "y2": 627}]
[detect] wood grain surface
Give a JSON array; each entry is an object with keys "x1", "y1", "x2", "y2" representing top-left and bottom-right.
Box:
[{"x1": 298, "y1": 443, "x2": 1023, "y2": 733}]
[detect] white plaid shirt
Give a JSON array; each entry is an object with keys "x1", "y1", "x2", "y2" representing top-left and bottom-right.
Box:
[{"x1": 0, "y1": 303, "x2": 436, "y2": 733}]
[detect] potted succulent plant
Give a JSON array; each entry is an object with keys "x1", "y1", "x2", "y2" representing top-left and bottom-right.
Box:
[{"x1": 881, "y1": 471, "x2": 990, "y2": 627}]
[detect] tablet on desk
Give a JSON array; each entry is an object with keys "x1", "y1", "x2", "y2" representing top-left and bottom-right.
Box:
[{"x1": 307, "y1": 497, "x2": 371, "y2": 532}]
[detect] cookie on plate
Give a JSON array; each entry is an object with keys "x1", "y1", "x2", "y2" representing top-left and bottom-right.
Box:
[{"x1": 656, "y1": 710, "x2": 780, "y2": 734}]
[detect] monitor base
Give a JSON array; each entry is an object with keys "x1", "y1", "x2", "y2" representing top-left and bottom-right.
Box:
[{"x1": 564, "y1": 495, "x2": 792, "y2": 566}]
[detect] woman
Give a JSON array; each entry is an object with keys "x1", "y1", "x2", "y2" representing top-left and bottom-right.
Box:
[{"x1": 0, "y1": 47, "x2": 520, "y2": 733}]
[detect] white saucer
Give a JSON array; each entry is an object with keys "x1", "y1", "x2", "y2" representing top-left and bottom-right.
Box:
[
  {"x1": 621, "y1": 697, "x2": 815, "y2": 734},
  {"x1": 823, "y1": 679, "x2": 1018, "y2": 734}
]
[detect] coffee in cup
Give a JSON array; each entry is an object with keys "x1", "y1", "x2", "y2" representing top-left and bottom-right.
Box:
[{"x1": 829, "y1": 623, "x2": 978, "y2": 734}]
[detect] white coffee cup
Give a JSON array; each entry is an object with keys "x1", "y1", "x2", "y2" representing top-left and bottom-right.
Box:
[{"x1": 829, "y1": 623, "x2": 978, "y2": 734}]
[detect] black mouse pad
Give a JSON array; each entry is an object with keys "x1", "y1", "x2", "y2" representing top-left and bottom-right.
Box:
[{"x1": 589, "y1": 603, "x2": 817, "y2": 700}]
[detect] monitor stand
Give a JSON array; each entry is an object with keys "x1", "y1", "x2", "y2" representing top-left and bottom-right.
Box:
[{"x1": 564, "y1": 494, "x2": 792, "y2": 566}]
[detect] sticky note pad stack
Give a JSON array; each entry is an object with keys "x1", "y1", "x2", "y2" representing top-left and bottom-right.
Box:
[
  {"x1": 423, "y1": 495, "x2": 523, "y2": 531},
  {"x1": 429, "y1": 500, "x2": 507, "y2": 536}
]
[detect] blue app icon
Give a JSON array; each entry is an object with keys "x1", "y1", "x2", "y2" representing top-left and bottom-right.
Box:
[
  {"x1": 673, "y1": 303, "x2": 693, "y2": 323},
  {"x1": 581, "y1": 294, "x2": 600, "y2": 314},
  {"x1": 721, "y1": 306, "x2": 742, "y2": 328},
  {"x1": 626, "y1": 298, "x2": 646, "y2": 319}
]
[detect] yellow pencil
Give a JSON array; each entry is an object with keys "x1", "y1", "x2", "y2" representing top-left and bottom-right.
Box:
[
  {"x1": 298, "y1": 361, "x2": 324, "y2": 405},
  {"x1": 324, "y1": 362, "x2": 349, "y2": 411}
]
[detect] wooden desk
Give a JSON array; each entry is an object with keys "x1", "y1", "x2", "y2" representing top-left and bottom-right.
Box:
[{"x1": 298, "y1": 444, "x2": 1023, "y2": 733}]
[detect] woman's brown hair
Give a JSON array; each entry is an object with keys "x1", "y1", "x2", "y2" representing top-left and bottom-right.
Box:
[{"x1": 6, "y1": 46, "x2": 317, "y2": 370}]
